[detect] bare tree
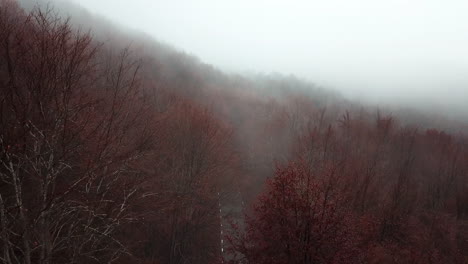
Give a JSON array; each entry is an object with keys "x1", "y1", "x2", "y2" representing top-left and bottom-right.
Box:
[{"x1": 0, "y1": 3, "x2": 152, "y2": 263}]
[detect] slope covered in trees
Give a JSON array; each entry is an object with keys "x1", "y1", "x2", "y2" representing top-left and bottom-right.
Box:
[{"x1": 0, "y1": 1, "x2": 467, "y2": 264}]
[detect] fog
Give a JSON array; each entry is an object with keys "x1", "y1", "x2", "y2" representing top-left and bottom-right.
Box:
[{"x1": 63, "y1": 0, "x2": 468, "y2": 117}]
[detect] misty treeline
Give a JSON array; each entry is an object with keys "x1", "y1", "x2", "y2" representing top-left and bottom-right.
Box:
[{"x1": 0, "y1": 1, "x2": 467, "y2": 264}]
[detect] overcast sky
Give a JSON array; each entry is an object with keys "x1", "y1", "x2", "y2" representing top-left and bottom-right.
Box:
[{"x1": 68, "y1": 0, "x2": 468, "y2": 115}]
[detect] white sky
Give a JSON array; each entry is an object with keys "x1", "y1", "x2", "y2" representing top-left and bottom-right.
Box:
[{"x1": 69, "y1": 0, "x2": 468, "y2": 114}]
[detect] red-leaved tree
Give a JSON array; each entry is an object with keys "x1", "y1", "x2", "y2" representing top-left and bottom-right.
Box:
[{"x1": 228, "y1": 161, "x2": 360, "y2": 264}]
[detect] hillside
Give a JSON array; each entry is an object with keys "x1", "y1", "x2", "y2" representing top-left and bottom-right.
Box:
[{"x1": 1, "y1": 1, "x2": 468, "y2": 263}]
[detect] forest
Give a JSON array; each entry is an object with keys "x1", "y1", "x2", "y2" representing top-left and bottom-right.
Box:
[{"x1": 0, "y1": 1, "x2": 468, "y2": 263}]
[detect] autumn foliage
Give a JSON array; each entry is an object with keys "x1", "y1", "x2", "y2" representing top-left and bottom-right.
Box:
[
  {"x1": 228, "y1": 113, "x2": 468, "y2": 264},
  {"x1": 1, "y1": 1, "x2": 468, "y2": 264},
  {"x1": 228, "y1": 161, "x2": 360, "y2": 264}
]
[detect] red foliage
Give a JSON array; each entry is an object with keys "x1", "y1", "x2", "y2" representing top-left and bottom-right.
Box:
[
  {"x1": 228, "y1": 161, "x2": 361, "y2": 264},
  {"x1": 2, "y1": 1, "x2": 468, "y2": 264}
]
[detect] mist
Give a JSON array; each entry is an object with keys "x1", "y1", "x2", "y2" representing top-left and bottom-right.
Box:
[
  {"x1": 59, "y1": 0, "x2": 468, "y2": 118},
  {"x1": 3, "y1": 1, "x2": 468, "y2": 262}
]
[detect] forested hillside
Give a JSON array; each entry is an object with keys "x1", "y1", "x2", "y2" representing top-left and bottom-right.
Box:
[{"x1": 1, "y1": 1, "x2": 468, "y2": 263}]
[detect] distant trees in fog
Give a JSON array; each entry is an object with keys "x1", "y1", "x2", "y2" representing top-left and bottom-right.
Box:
[{"x1": 1, "y1": 1, "x2": 468, "y2": 264}]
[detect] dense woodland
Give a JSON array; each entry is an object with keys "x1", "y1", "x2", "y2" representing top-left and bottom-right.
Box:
[{"x1": 1, "y1": 1, "x2": 468, "y2": 263}]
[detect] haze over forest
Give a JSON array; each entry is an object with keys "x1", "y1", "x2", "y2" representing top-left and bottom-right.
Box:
[
  {"x1": 71, "y1": 0, "x2": 468, "y2": 118},
  {"x1": 1, "y1": 0, "x2": 468, "y2": 263}
]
